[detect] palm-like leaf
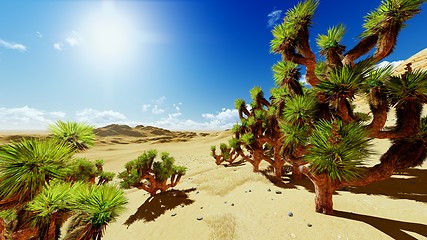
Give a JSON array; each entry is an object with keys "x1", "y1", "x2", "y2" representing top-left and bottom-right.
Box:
[
  {"x1": 280, "y1": 123, "x2": 311, "y2": 153},
  {"x1": 272, "y1": 61, "x2": 301, "y2": 86},
  {"x1": 0, "y1": 139, "x2": 73, "y2": 204},
  {"x1": 386, "y1": 69, "x2": 427, "y2": 106},
  {"x1": 270, "y1": 0, "x2": 319, "y2": 52},
  {"x1": 49, "y1": 121, "x2": 95, "y2": 151},
  {"x1": 67, "y1": 184, "x2": 127, "y2": 240},
  {"x1": 305, "y1": 120, "x2": 373, "y2": 181},
  {"x1": 362, "y1": 0, "x2": 425, "y2": 37},
  {"x1": 316, "y1": 60, "x2": 375, "y2": 102},
  {"x1": 282, "y1": 94, "x2": 318, "y2": 124},
  {"x1": 316, "y1": 24, "x2": 346, "y2": 55}
]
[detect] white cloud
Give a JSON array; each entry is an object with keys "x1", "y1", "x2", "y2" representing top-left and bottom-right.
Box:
[
  {"x1": 76, "y1": 108, "x2": 127, "y2": 126},
  {"x1": 36, "y1": 31, "x2": 43, "y2": 38},
  {"x1": 53, "y1": 42, "x2": 64, "y2": 51},
  {"x1": 66, "y1": 37, "x2": 79, "y2": 47},
  {"x1": 152, "y1": 105, "x2": 165, "y2": 114},
  {"x1": 0, "y1": 106, "x2": 65, "y2": 130},
  {"x1": 267, "y1": 10, "x2": 282, "y2": 28},
  {"x1": 142, "y1": 104, "x2": 151, "y2": 112},
  {"x1": 376, "y1": 60, "x2": 404, "y2": 70},
  {"x1": 153, "y1": 96, "x2": 166, "y2": 105},
  {"x1": 0, "y1": 39, "x2": 27, "y2": 52}
]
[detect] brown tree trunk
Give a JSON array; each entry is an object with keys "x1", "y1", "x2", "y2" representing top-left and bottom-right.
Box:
[
  {"x1": 291, "y1": 164, "x2": 303, "y2": 181},
  {"x1": 312, "y1": 174, "x2": 335, "y2": 215},
  {"x1": 12, "y1": 227, "x2": 38, "y2": 240},
  {"x1": 0, "y1": 218, "x2": 5, "y2": 240}
]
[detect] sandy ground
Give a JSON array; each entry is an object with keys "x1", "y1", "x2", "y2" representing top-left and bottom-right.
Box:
[{"x1": 0, "y1": 116, "x2": 426, "y2": 239}]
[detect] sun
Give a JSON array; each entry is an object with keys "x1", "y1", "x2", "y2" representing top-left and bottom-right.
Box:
[{"x1": 78, "y1": 0, "x2": 139, "y2": 72}]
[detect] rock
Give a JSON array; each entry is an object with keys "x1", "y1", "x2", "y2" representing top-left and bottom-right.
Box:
[
  {"x1": 197, "y1": 217, "x2": 203, "y2": 221},
  {"x1": 267, "y1": 189, "x2": 271, "y2": 192},
  {"x1": 248, "y1": 190, "x2": 252, "y2": 192},
  {"x1": 307, "y1": 223, "x2": 312, "y2": 227},
  {"x1": 288, "y1": 212, "x2": 293, "y2": 217},
  {"x1": 231, "y1": 203, "x2": 234, "y2": 206},
  {"x1": 200, "y1": 207, "x2": 203, "y2": 209},
  {"x1": 171, "y1": 213, "x2": 177, "y2": 217},
  {"x1": 276, "y1": 190, "x2": 282, "y2": 194},
  {"x1": 289, "y1": 233, "x2": 296, "y2": 238}
]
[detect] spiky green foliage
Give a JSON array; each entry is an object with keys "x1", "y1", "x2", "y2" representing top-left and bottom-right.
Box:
[
  {"x1": 362, "y1": 0, "x2": 425, "y2": 37},
  {"x1": 386, "y1": 69, "x2": 427, "y2": 106},
  {"x1": 282, "y1": 94, "x2": 318, "y2": 124},
  {"x1": 118, "y1": 150, "x2": 186, "y2": 195},
  {"x1": 0, "y1": 138, "x2": 73, "y2": 203},
  {"x1": 250, "y1": 86, "x2": 264, "y2": 101},
  {"x1": 305, "y1": 120, "x2": 373, "y2": 181},
  {"x1": 270, "y1": 0, "x2": 319, "y2": 52},
  {"x1": 241, "y1": 133, "x2": 255, "y2": 145},
  {"x1": 68, "y1": 158, "x2": 99, "y2": 182},
  {"x1": 234, "y1": 99, "x2": 246, "y2": 110},
  {"x1": 316, "y1": 24, "x2": 346, "y2": 54},
  {"x1": 280, "y1": 123, "x2": 311, "y2": 152},
  {"x1": 98, "y1": 172, "x2": 115, "y2": 185},
  {"x1": 315, "y1": 61, "x2": 328, "y2": 80},
  {"x1": 0, "y1": 209, "x2": 16, "y2": 222},
  {"x1": 25, "y1": 181, "x2": 77, "y2": 230},
  {"x1": 66, "y1": 184, "x2": 127, "y2": 240},
  {"x1": 366, "y1": 64, "x2": 393, "y2": 88},
  {"x1": 228, "y1": 138, "x2": 240, "y2": 149},
  {"x1": 49, "y1": 121, "x2": 96, "y2": 151},
  {"x1": 272, "y1": 61, "x2": 301, "y2": 86},
  {"x1": 317, "y1": 61, "x2": 375, "y2": 102}
]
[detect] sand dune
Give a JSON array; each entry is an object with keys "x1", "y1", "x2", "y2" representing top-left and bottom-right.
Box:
[{"x1": 1, "y1": 125, "x2": 425, "y2": 240}]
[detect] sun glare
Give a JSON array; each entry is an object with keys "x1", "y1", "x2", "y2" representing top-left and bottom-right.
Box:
[{"x1": 78, "y1": 0, "x2": 139, "y2": 72}]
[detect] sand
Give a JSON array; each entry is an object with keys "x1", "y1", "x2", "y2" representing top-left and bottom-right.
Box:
[{"x1": 1, "y1": 122, "x2": 426, "y2": 240}]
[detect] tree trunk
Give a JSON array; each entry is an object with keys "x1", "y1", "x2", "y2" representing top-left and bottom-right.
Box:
[
  {"x1": 312, "y1": 174, "x2": 335, "y2": 215},
  {"x1": 0, "y1": 218, "x2": 5, "y2": 240},
  {"x1": 291, "y1": 164, "x2": 303, "y2": 180}
]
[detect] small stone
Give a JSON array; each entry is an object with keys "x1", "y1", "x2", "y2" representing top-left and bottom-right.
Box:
[
  {"x1": 171, "y1": 213, "x2": 177, "y2": 217},
  {"x1": 196, "y1": 191, "x2": 199, "y2": 194},
  {"x1": 288, "y1": 212, "x2": 293, "y2": 217},
  {"x1": 224, "y1": 201, "x2": 227, "y2": 204},
  {"x1": 248, "y1": 190, "x2": 252, "y2": 192},
  {"x1": 245, "y1": 191, "x2": 247, "y2": 193},
  {"x1": 307, "y1": 223, "x2": 312, "y2": 227},
  {"x1": 200, "y1": 207, "x2": 203, "y2": 209},
  {"x1": 289, "y1": 233, "x2": 296, "y2": 238},
  {"x1": 231, "y1": 203, "x2": 234, "y2": 206},
  {"x1": 267, "y1": 189, "x2": 271, "y2": 192},
  {"x1": 197, "y1": 217, "x2": 203, "y2": 221},
  {"x1": 276, "y1": 190, "x2": 282, "y2": 194}
]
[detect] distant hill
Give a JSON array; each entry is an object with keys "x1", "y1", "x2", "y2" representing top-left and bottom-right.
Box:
[{"x1": 393, "y1": 48, "x2": 427, "y2": 74}]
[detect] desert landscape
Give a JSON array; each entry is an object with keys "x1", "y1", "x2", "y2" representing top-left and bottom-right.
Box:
[{"x1": 0, "y1": 118, "x2": 426, "y2": 240}]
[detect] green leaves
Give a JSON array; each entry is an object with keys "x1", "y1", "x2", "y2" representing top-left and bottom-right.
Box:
[
  {"x1": 282, "y1": 94, "x2": 318, "y2": 124},
  {"x1": 386, "y1": 69, "x2": 427, "y2": 106},
  {"x1": 0, "y1": 138, "x2": 73, "y2": 203},
  {"x1": 316, "y1": 24, "x2": 346, "y2": 54},
  {"x1": 272, "y1": 61, "x2": 301, "y2": 87},
  {"x1": 270, "y1": 0, "x2": 319, "y2": 52},
  {"x1": 305, "y1": 120, "x2": 373, "y2": 181},
  {"x1": 49, "y1": 121, "x2": 96, "y2": 151},
  {"x1": 362, "y1": 0, "x2": 425, "y2": 37}
]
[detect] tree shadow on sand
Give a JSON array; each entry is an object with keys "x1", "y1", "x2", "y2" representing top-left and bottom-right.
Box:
[
  {"x1": 334, "y1": 210, "x2": 427, "y2": 240},
  {"x1": 261, "y1": 168, "x2": 427, "y2": 202},
  {"x1": 124, "y1": 188, "x2": 196, "y2": 227}
]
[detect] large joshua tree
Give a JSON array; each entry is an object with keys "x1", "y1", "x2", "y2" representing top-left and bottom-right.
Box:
[{"x1": 214, "y1": 0, "x2": 427, "y2": 215}]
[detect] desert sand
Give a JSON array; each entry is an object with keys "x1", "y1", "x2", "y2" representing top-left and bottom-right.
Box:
[{"x1": 1, "y1": 121, "x2": 426, "y2": 240}]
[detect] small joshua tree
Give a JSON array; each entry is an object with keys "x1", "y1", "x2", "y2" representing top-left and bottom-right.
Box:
[
  {"x1": 210, "y1": 140, "x2": 240, "y2": 166},
  {"x1": 118, "y1": 150, "x2": 187, "y2": 197}
]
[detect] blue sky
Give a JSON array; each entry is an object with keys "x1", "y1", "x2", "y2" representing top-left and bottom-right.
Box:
[{"x1": 1, "y1": 0, "x2": 426, "y2": 130}]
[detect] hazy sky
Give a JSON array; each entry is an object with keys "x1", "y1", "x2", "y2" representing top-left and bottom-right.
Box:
[{"x1": 1, "y1": 0, "x2": 426, "y2": 130}]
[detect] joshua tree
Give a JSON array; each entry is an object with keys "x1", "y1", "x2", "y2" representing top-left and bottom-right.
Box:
[
  {"x1": 118, "y1": 150, "x2": 187, "y2": 197},
  {"x1": 216, "y1": 0, "x2": 427, "y2": 215},
  {"x1": 49, "y1": 121, "x2": 96, "y2": 151},
  {"x1": 0, "y1": 123, "x2": 126, "y2": 239},
  {"x1": 63, "y1": 184, "x2": 127, "y2": 240},
  {"x1": 210, "y1": 141, "x2": 240, "y2": 166}
]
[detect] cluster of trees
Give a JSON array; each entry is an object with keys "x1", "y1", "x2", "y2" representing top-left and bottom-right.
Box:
[
  {"x1": 212, "y1": 0, "x2": 427, "y2": 215},
  {"x1": 0, "y1": 121, "x2": 126, "y2": 240}
]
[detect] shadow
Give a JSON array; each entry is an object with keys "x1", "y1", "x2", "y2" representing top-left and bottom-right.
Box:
[
  {"x1": 344, "y1": 169, "x2": 427, "y2": 203},
  {"x1": 259, "y1": 168, "x2": 315, "y2": 192},
  {"x1": 334, "y1": 210, "x2": 427, "y2": 240},
  {"x1": 124, "y1": 188, "x2": 196, "y2": 227},
  {"x1": 223, "y1": 159, "x2": 246, "y2": 168}
]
